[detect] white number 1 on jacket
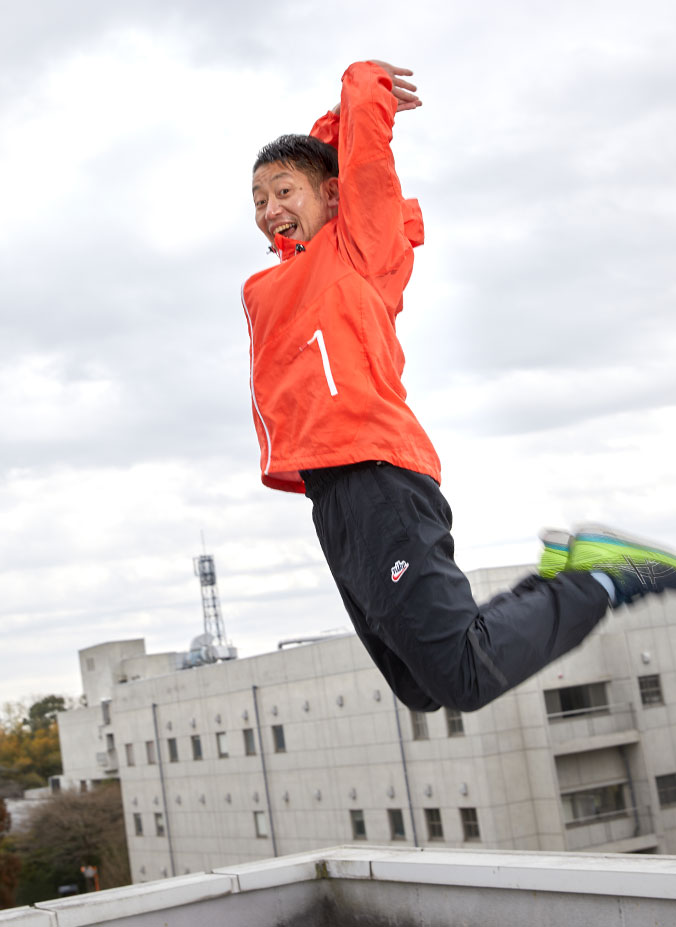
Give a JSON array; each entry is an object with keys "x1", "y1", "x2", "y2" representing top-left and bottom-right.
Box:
[{"x1": 307, "y1": 329, "x2": 338, "y2": 396}]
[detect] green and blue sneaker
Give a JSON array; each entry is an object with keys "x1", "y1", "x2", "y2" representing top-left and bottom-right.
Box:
[
  {"x1": 538, "y1": 529, "x2": 572, "y2": 579},
  {"x1": 570, "y1": 523, "x2": 676, "y2": 606}
]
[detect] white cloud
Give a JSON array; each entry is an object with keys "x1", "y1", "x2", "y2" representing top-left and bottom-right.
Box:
[{"x1": 1, "y1": 0, "x2": 676, "y2": 704}]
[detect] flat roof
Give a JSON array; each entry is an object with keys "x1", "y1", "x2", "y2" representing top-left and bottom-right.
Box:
[{"x1": 3, "y1": 845, "x2": 675, "y2": 927}]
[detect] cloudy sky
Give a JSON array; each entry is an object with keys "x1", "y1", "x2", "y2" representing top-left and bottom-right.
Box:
[{"x1": 2, "y1": 0, "x2": 675, "y2": 705}]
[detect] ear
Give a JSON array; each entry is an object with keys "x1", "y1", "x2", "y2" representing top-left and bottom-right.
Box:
[{"x1": 324, "y1": 176, "x2": 340, "y2": 209}]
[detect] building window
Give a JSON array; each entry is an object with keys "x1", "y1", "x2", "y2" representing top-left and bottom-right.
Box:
[
  {"x1": 254, "y1": 811, "x2": 268, "y2": 838},
  {"x1": 424, "y1": 808, "x2": 444, "y2": 840},
  {"x1": 562, "y1": 783, "x2": 628, "y2": 825},
  {"x1": 106, "y1": 732, "x2": 115, "y2": 751},
  {"x1": 216, "y1": 731, "x2": 229, "y2": 758},
  {"x1": 167, "y1": 738, "x2": 179, "y2": 762},
  {"x1": 350, "y1": 809, "x2": 367, "y2": 840},
  {"x1": 656, "y1": 774, "x2": 676, "y2": 808},
  {"x1": 639, "y1": 674, "x2": 664, "y2": 706},
  {"x1": 154, "y1": 812, "x2": 165, "y2": 837},
  {"x1": 86, "y1": 657, "x2": 95, "y2": 672},
  {"x1": 243, "y1": 728, "x2": 256, "y2": 756},
  {"x1": 133, "y1": 813, "x2": 143, "y2": 836},
  {"x1": 445, "y1": 708, "x2": 464, "y2": 736},
  {"x1": 79, "y1": 780, "x2": 87, "y2": 793},
  {"x1": 145, "y1": 740, "x2": 156, "y2": 765},
  {"x1": 191, "y1": 734, "x2": 203, "y2": 761},
  {"x1": 272, "y1": 724, "x2": 286, "y2": 753},
  {"x1": 388, "y1": 808, "x2": 406, "y2": 840},
  {"x1": 544, "y1": 682, "x2": 608, "y2": 719},
  {"x1": 125, "y1": 743, "x2": 135, "y2": 767},
  {"x1": 410, "y1": 710, "x2": 429, "y2": 740},
  {"x1": 460, "y1": 807, "x2": 480, "y2": 841},
  {"x1": 101, "y1": 700, "x2": 111, "y2": 725}
]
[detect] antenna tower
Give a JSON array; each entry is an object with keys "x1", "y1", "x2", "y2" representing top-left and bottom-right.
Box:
[{"x1": 193, "y1": 552, "x2": 226, "y2": 645}]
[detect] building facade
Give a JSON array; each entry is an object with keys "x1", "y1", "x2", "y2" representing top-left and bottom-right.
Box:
[{"x1": 57, "y1": 566, "x2": 676, "y2": 883}]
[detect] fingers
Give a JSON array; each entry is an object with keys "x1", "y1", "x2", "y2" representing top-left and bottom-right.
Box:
[
  {"x1": 370, "y1": 60, "x2": 414, "y2": 77},
  {"x1": 387, "y1": 65, "x2": 414, "y2": 77},
  {"x1": 396, "y1": 99, "x2": 422, "y2": 112},
  {"x1": 393, "y1": 77, "x2": 417, "y2": 92},
  {"x1": 392, "y1": 81, "x2": 422, "y2": 109},
  {"x1": 368, "y1": 60, "x2": 422, "y2": 108},
  {"x1": 392, "y1": 85, "x2": 421, "y2": 104}
]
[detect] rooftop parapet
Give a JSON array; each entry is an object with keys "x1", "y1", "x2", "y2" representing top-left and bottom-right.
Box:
[{"x1": 3, "y1": 845, "x2": 676, "y2": 927}]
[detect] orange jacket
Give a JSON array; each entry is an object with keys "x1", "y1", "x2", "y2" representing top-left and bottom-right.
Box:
[{"x1": 242, "y1": 61, "x2": 441, "y2": 493}]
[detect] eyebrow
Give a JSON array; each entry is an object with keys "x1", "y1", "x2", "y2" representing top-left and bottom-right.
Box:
[{"x1": 252, "y1": 171, "x2": 294, "y2": 194}]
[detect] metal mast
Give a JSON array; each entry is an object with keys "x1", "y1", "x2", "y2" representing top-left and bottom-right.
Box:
[{"x1": 193, "y1": 553, "x2": 226, "y2": 645}]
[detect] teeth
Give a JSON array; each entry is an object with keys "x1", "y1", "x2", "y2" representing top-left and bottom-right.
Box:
[{"x1": 274, "y1": 223, "x2": 296, "y2": 234}]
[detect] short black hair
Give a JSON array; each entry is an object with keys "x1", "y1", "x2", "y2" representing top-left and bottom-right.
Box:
[{"x1": 253, "y1": 134, "x2": 338, "y2": 187}]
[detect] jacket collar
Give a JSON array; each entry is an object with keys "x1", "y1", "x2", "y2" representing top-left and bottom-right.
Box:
[{"x1": 272, "y1": 234, "x2": 307, "y2": 262}]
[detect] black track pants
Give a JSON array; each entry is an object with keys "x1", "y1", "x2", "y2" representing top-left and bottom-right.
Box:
[{"x1": 301, "y1": 461, "x2": 610, "y2": 712}]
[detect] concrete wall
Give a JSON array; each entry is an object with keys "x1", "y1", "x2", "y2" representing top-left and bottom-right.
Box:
[
  {"x1": 79, "y1": 641, "x2": 146, "y2": 706},
  {"x1": 1, "y1": 847, "x2": 675, "y2": 927},
  {"x1": 58, "y1": 704, "x2": 113, "y2": 785},
  {"x1": 57, "y1": 571, "x2": 676, "y2": 882}
]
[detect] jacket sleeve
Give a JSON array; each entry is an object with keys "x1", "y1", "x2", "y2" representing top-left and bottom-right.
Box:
[
  {"x1": 329, "y1": 62, "x2": 424, "y2": 316},
  {"x1": 310, "y1": 102, "x2": 424, "y2": 252},
  {"x1": 310, "y1": 110, "x2": 339, "y2": 149}
]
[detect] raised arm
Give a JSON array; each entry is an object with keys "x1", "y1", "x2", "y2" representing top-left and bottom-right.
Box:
[
  {"x1": 337, "y1": 61, "x2": 422, "y2": 114},
  {"x1": 311, "y1": 60, "x2": 421, "y2": 145},
  {"x1": 321, "y1": 61, "x2": 424, "y2": 314},
  {"x1": 310, "y1": 58, "x2": 422, "y2": 148}
]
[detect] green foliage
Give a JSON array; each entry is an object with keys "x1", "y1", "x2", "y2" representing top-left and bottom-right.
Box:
[
  {"x1": 0, "y1": 801, "x2": 21, "y2": 909},
  {"x1": 14, "y1": 782, "x2": 130, "y2": 906},
  {"x1": 0, "y1": 697, "x2": 64, "y2": 790},
  {"x1": 0, "y1": 697, "x2": 130, "y2": 908},
  {"x1": 25, "y1": 696, "x2": 66, "y2": 733}
]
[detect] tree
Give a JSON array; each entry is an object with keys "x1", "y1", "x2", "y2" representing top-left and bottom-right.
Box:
[
  {"x1": 25, "y1": 696, "x2": 66, "y2": 733},
  {"x1": 0, "y1": 697, "x2": 64, "y2": 790},
  {"x1": 0, "y1": 800, "x2": 21, "y2": 908},
  {"x1": 14, "y1": 782, "x2": 130, "y2": 905}
]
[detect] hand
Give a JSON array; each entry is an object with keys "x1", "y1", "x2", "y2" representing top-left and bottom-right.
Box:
[
  {"x1": 331, "y1": 61, "x2": 422, "y2": 116},
  {"x1": 369, "y1": 60, "x2": 422, "y2": 111}
]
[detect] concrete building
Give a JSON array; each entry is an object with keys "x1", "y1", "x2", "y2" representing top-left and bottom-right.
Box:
[
  {"x1": 3, "y1": 846, "x2": 676, "y2": 927},
  {"x1": 57, "y1": 565, "x2": 676, "y2": 885}
]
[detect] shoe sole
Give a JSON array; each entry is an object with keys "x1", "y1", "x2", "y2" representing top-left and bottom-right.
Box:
[
  {"x1": 539, "y1": 528, "x2": 572, "y2": 549},
  {"x1": 538, "y1": 528, "x2": 572, "y2": 579},
  {"x1": 573, "y1": 523, "x2": 676, "y2": 563}
]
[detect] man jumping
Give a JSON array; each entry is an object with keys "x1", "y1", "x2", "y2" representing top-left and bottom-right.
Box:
[{"x1": 242, "y1": 59, "x2": 676, "y2": 712}]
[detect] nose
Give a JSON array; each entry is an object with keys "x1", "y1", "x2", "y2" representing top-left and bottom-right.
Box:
[{"x1": 265, "y1": 196, "x2": 282, "y2": 222}]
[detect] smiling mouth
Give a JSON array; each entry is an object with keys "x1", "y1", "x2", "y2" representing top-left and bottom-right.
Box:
[{"x1": 273, "y1": 222, "x2": 298, "y2": 238}]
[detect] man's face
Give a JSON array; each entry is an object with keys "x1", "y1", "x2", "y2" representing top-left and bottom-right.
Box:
[{"x1": 252, "y1": 161, "x2": 339, "y2": 246}]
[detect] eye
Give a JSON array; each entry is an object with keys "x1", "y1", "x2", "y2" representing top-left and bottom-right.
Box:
[
  {"x1": 278, "y1": 187, "x2": 290, "y2": 196},
  {"x1": 254, "y1": 197, "x2": 266, "y2": 208}
]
